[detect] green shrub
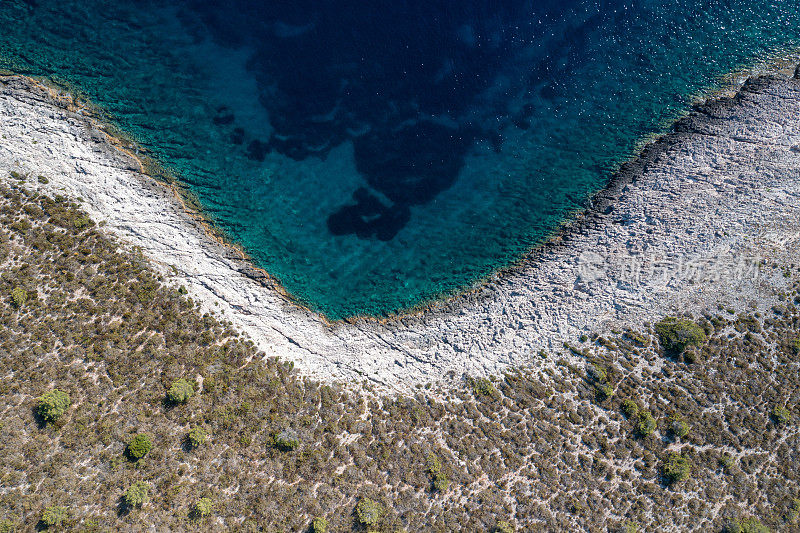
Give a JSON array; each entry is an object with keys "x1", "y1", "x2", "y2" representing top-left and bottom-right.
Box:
[
  {"x1": 37, "y1": 175, "x2": 49, "y2": 184},
  {"x1": 718, "y1": 453, "x2": 735, "y2": 473},
  {"x1": 621, "y1": 399, "x2": 639, "y2": 418},
  {"x1": 654, "y1": 317, "x2": 707, "y2": 353},
  {"x1": 432, "y1": 472, "x2": 449, "y2": 492},
  {"x1": 786, "y1": 499, "x2": 800, "y2": 523},
  {"x1": 471, "y1": 377, "x2": 497, "y2": 397},
  {"x1": 40, "y1": 506, "x2": 67, "y2": 528},
  {"x1": 792, "y1": 338, "x2": 800, "y2": 354},
  {"x1": 426, "y1": 453, "x2": 449, "y2": 492},
  {"x1": 634, "y1": 410, "x2": 656, "y2": 437},
  {"x1": 725, "y1": 516, "x2": 769, "y2": 533},
  {"x1": 272, "y1": 430, "x2": 299, "y2": 451},
  {"x1": 662, "y1": 452, "x2": 691, "y2": 484},
  {"x1": 771, "y1": 405, "x2": 791, "y2": 426},
  {"x1": 72, "y1": 216, "x2": 92, "y2": 230},
  {"x1": 595, "y1": 382, "x2": 614, "y2": 401},
  {"x1": 310, "y1": 516, "x2": 329, "y2": 533},
  {"x1": 191, "y1": 497, "x2": 213, "y2": 518},
  {"x1": 621, "y1": 521, "x2": 640, "y2": 533},
  {"x1": 495, "y1": 520, "x2": 515, "y2": 533},
  {"x1": 355, "y1": 498, "x2": 383, "y2": 528},
  {"x1": 187, "y1": 427, "x2": 207, "y2": 448},
  {"x1": 166, "y1": 378, "x2": 194, "y2": 404},
  {"x1": 126, "y1": 434, "x2": 152, "y2": 460},
  {"x1": 588, "y1": 364, "x2": 607, "y2": 382},
  {"x1": 124, "y1": 481, "x2": 149, "y2": 508},
  {"x1": 669, "y1": 415, "x2": 690, "y2": 438},
  {"x1": 10, "y1": 287, "x2": 27, "y2": 309},
  {"x1": 37, "y1": 389, "x2": 71, "y2": 423}
]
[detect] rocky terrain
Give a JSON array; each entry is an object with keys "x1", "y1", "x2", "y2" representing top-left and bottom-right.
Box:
[{"x1": 0, "y1": 183, "x2": 798, "y2": 532}]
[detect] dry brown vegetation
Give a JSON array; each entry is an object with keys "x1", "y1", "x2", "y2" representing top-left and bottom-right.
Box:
[{"x1": 0, "y1": 180, "x2": 798, "y2": 531}]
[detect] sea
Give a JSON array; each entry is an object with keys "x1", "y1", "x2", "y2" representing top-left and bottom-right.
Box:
[{"x1": 1, "y1": 0, "x2": 799, "y2": 319}]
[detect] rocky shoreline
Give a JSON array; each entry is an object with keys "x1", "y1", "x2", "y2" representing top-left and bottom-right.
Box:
[{"x1": 1, "y1": 71, "x2": 800, "y2": 391}]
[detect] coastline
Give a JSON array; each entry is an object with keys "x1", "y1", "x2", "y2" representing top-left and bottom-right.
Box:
[
  {"x1": 11, "y1": 51, "x2": 800, "y2": 323},
  {"x1": 1, "y1": 70, "x2": 800, "y2": 390}
]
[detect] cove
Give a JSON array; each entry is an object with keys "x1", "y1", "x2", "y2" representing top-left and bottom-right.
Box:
[{"x1": 1, "y1": 0, "x2": 798, "y2": 319}]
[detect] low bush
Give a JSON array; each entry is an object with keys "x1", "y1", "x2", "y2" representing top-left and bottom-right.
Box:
[
  {"x1": 37, "y1": 389, "x2": 71, "y2": 423},
  {"x1": 495, "y1": 520, "x2": 515, "y2": 533},
  {"x1": 126, "y1": 434, "x2": 152, "y2": 460},
  {"x1": 661, "y1": 453, "x2": 691, "y2": 484},
  {"x1": 792, "y1": 338, "x2": 800, "y2": 354},
  {"x1": 10, "y1": 286, "x2": 27, "y2": 308},
  {"x1": 310, "y1": 516, "x2": 329, "y2": 533},
  {"x1": 40, "y1": 506, "x2": 67, "y2": 528},
  {"x1": 654, "y1": 317, "x2": 707, "y2": 353},
  {"x1": 621, "y1": 399, "x2": 639, "y2": 418},
  {"x1": 683, "y1": 346, "x2": 698, "y2": 363},
  {"x1": 791, "y1": 498, "x2": 800, "y2": 521},
  {"x1": 355, "y1": 498, "x2": 383, "y2": 528},
  {"x1": 470, "y1": 377, "x2": 497, "y2": 398},
  {"x1": 595, "y1": 382, "x2": 614, "y2": 401},
  {"x1": 588, "y1": 364, "x2": 607, "y2": 382},
  {"x1": 718, "y1": 453, "x2": 735, "y2": 473},
  {"x1": 124, "y1": 481, "x2": 149, "y2": 508},
  {"x1": 635, "y1": 410, "x2": 656, "y2": 437},
  {"x1": 72, "y1": 216, "x2": 92, "y2": 230},
  {"x1": 166, "y1": 378, "x2": 194, "y2": 404},
  {"x1": 272, "y1": 429, "x2": 299, "y2": 452},
  {"x1": 187, "y1": 427, "x2": 207, "y2": 448},
  {"x1": 725, "y1": 516, "x2": 769, "y2": 533},
  {"x1": 771, "y1": 405, "x2": 792, "y2": 426},
  {"x1": 191, "y1": 497, "x2": 213, "y2": 519},
  {"x1": 621, "y1": 521, "x2": 640, "y2": 533},
  {"x1": 426, "y1": 453, "x2": 449, "y2": 492},
  {"x1": 669, "y1": 415, "x2": 690, "y2": 438}
]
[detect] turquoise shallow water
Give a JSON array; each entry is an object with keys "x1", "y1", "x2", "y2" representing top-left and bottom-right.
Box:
[{"x1": 1, "y1": 1, "x2": 799, "y2": 319}]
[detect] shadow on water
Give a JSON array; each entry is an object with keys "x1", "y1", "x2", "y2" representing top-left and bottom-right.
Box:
[
  {"x1": 327, "y1": 121, "x2": 478, "y2": 240},
  {"x1": 178, "y1": 0, "x2": 561, "y2": 238}
]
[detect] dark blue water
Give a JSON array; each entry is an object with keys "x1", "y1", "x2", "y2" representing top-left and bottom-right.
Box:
[{"x1": 1, "y1": 1, "x2": 799, "y2": 318}]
